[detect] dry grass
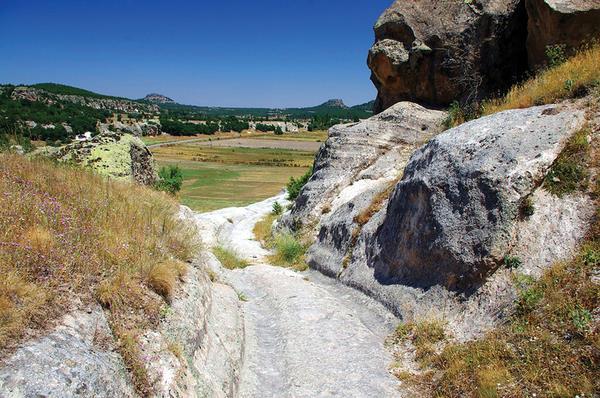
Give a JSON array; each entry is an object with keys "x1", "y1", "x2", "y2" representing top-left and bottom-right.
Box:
[
  {"x1": 484, "y1": 44, "x2": 600, "y2": 115},
  {"x1": 400, "y1": 209, "x2": 600, "y2": 397},
  {"x1": 0, "y1": 154, "x2": 199, "y2": 392},
  {"x1": 253, "y1": 213, "x2": 277, "y2": 246},
  {"x1": 354, "y1": 178, "x2": 400, "y2": 227},
  {"x1": 147, "y1": 260, "x2": 188, "y2": 302}
]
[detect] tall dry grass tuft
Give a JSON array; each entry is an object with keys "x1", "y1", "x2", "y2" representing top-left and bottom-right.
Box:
[
  {"x1": 483, "y1": 44, "x2": 600, "y2": 115},
  {"x1": 0, "y1": 154, "x2": 199, "y2": 390}
]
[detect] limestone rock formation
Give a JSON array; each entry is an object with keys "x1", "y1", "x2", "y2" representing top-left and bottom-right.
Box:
[
  {"x1": 10, "y1": 86, "x2": 159, "y2": 113},
  {"x1": 281, "y1": 102, "x2": 447, "y2": 230},
  {"x1": 0, "y1": 307, "x2": 136, "y2": 397},
  {"x1": 526, "y1": 0, "x2": 600, "y2": 68},
  {"x1": 372, "y1": 104, "x2": 586, "y2": 292},
  {"x1": 296, "y1": 101, "x2": 593, "y2": 336},
  {"x1": 32, "y1": 132, "x2": 158, "y2": 185},
  {"x1": 368, "y1": 0, "x2": 528, "y2": 112}
]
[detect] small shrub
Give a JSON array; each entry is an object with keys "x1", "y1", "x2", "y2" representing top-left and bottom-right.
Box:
[
  {"x1": 443, "y1": 101, "x2": 467, "y2": 129},
  {"x1": 274, "y1": 233, "x2": 304, "y2": 263},
  {"x1": 287, "y1": 167, "x2": 313, "y2": 200},
  {"x1": 517, "y1": 286, "x2": 544, "y2": 314},
  {"x1": 503, "y1": 255, "x2": 522, "y2": 269},
  {"x1": 570, "y1": 306, "x2": 592, "y2": 333},
  {"x1": 212, "y1": 246, "x2": 250, "y2": 269},
  {"x1": 272, "y1": 201, "x2": 283, "y2": 215},
  {"x1": 155, "y1": 165, "x2": 183, "y2": 195},
  {"x1": 520, "y1": 196, "x2": 535, "y2": 218},
  {"x1": 546, "y1": 44, "x2": 567, "y2": 68}
]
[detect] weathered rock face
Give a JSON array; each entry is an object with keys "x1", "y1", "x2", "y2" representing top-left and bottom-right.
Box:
[
  {"x1": 281, "y1": 102, "x2": 447, "y2": 230},
  {"x1": 371, "y1": 104, "x2": 585, "y2": 292},
  {"x1": 368, "y1": 0, "x2": 528, "y2": 112},
  {"x1": 0, "y1": 307, "x2": 136, "y2": 398},
  {"x1": 0, "y1": 253, "x2": 245, "y2": 398},
  {"x1": 526, "y1": 0, "x2": 600, "y2": 69},
  {"x1": 33, "y1": 132, "x2": 159, "y2": 186},
  {"x1": 299, "y1": 100, "x2": 593, "y2": 337}
]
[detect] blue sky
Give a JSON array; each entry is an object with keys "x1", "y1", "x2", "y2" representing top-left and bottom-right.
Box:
[{"x1": 0, "y1": 0, "x2": 390, "y2": 107}]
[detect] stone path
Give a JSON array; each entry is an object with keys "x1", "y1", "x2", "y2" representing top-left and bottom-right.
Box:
[{"x1": 193, "y1": 194, "x2": 401, "y2": 397}]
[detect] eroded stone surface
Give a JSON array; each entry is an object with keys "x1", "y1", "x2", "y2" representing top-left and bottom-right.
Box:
[
  {"x1": 372, "y1": 104, "x2": 586, "y2": 292},
  {"x1": 0, "y1": 307, "x2": 135, "y2": 398}
]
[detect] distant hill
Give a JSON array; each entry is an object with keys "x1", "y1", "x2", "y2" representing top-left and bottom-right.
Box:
[
  {"x1": 319, "y1": 99, "x2": 348, "y2": 109},
  {"x1": 31, "y1": 83, "x2": 130, "y2": 101},
  {"x1": 7, "y1": 82, "x2": 374, "y2": 120},
  {"x1": 143, "y1": 93, "x2": 175, "y2": 104}
]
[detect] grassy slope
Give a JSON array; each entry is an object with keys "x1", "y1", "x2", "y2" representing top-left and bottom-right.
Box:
[
  {"x1": 0, "y1": 155, "x2": 198, "y2": 393},
  {"x1": 484, "y1": 45, "x2": 600, "y2": 115}
]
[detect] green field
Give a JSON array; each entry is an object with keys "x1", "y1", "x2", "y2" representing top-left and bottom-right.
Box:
[{"x1": 151, "y1": 133, "x2": 324, "y2": 212}]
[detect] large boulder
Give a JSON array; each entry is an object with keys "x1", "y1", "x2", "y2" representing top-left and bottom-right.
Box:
[
  {"x1": 302, "y1": 101, "x2": 593, "y2": 336},
  {"x1": 526, "y1": 0, "x2": 600, "y2": 69},
  {"x1": 371, "y1": 103, "x2": 586, "y2": 292},
  {"x1": 281, "y1": 102, "x2": 447, "y2": 230},
  {"x1": 368, "y1": 0, "x2": 528, "y2": 112},
  {"x1": 32, "y1": 132, "x2": 158, "y2": 185}
]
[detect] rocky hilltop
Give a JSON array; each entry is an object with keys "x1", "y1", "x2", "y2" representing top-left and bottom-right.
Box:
[
  {"x1": 143, "y1": 93, "x2": 176, "y2": 104},
  {"x1": 368, "y1": 0, "x2": 600, "y2": 112},
  {"x1": 11, "y1": 86, "x2": 159, "y2": 114},
  {"x1": 319, "y1": 99, "x2": 348, "y2": 108}
]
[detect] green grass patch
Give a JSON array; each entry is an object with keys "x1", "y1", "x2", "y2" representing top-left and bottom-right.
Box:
[
  {"x1": 212, "y1": 246, "x2": 250, "y2": 270},
  {"x1": 268, "y1": 232, "x2": 309, "y2": 271},
  {"x1": 544, "y1": 127, "x2": 590, "y2": 197}
]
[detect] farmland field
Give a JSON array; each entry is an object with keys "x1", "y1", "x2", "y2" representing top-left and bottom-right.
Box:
[{"x1": 150, "y1": 132, "x2": 325, "y2": 212}]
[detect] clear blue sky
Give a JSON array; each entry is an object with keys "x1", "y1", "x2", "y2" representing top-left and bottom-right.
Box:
[{"x1": 0, "y1": 0, "x2": 390, "y2": 108}]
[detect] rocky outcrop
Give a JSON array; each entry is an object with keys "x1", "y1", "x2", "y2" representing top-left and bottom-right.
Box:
[
  {"x1": 368, "y1": 0, "x2": 528, "y2": 112},
  {"x1": 319, "y1": 99, "x2": 348, "y2": 109},
  {"x1": 296, "y1": 101, "x2": 593, "y2": 336},
  {"x1": 98, "y1": 121, "x2": 162, "y2": 137},
  {"x1": 10, "y1": 86, "x2": 159, "y2": 113},
  {"x1": 281, "y1": 101, "x2": 447, "y2": 230},
  {"x1": 0, "y1": 253, "x2": 245, "y2": 398},
  {"x1": 372, "y1": 104, "x2": 586, "y2": 292},
  {"x1": 526, "y1": 0, "x2": 600, "y2": 68},
  {"x1": 0, "y1": 307, "x2": 135, "y2": 397},
  {"x1": 32, "y1": 132, "x2": 158, "y2": 185},
  {"x1": 143, "y1": 93, "x2": 175, "y2": 104}
]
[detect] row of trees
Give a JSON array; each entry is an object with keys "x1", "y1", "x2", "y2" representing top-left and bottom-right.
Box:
[{"x1": 160, "y1": 116, "x2": 250, "y2": 136}]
